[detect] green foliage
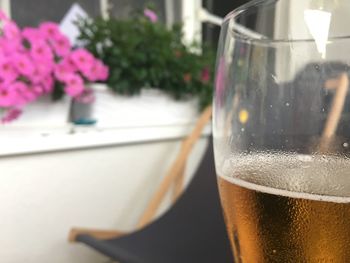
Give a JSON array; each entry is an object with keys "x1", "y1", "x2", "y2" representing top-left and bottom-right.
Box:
[{"x1": 75, "y1": 10, "x2": 215, "y2": 109}]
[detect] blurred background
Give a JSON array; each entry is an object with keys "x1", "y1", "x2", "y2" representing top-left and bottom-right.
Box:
[{"x1": 0, "y1": 1, "x2": 245, "y2": 262}]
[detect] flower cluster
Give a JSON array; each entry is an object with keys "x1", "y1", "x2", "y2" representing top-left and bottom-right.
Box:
[{"x1": 0, "y1": 11, "x2": 108, "y2": 123}]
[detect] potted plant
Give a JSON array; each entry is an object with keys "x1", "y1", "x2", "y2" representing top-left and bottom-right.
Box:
[
  {"x1": 75, "y1": 7, "x2": 214, "y2": 128},
  {"x1": 0, "y1": 11, "x2": 108, "y2": 126}
]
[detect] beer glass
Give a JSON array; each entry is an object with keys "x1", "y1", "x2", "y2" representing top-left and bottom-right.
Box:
[{"x1": 213, "y1": 0, "x2": 350, "y2": 261}]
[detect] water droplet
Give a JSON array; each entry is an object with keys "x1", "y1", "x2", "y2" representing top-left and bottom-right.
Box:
[
  {"x1": 270, "y1": 105, "x2": 273, "y2": 108},
  {"x1": 241, "y1": 128, "x2": 245, "y2": 132},
  {"x1": 271, "y1": 74, "x2": 278, "y2": 82},
  {"x1": 273, "y1": 249, "x2": 277, "y2": 254},
  {"x1": 285, "y1": 102, "x2": 290, "y2": 107},
  {"x1": 343, "y1": 142, "x2": 349, "y2": 148}
]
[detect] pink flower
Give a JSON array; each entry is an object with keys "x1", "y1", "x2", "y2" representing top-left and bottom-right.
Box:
[
  {"x1": 63, "y1": 73, "x2": 84, "y2": 97},
  {"x1": 0, "y1": 10, "x2": 9, "y2": 21},
  {"x1": 0, "y1": 58, "x2": 17, "y2": 83},
  {"x1": 11, "y1": 81, "x2": 36, "y2": 104},
  {"x1": 3, "y1": 21, "x2": 21, "y2": 40},
  {"x1": 51, "y1": 33, "x2": 71, "y2": 57},
  {"x1": 54, "y1": 57, "x2": 76, "y2": 82},
  {"x1": 32, "y1": 85, "x2": 44, "y2": 94},
  {"x1": 30, "y1": 62, "x2": 52, "y2": 84},
  {"x1": 22, "y1": 27, "x2": 46, "y2": 44},
  {"x1": 1, "y1": 108, "x2": 22, "y2": 123},
  {"x1": 144, "y1": 9, "x2": 158, "y2": 23},
  {"x1": 12, "y1": 53, "x2": 34, "y2": 76},
  {"x1": 70, "y1": 48, "x2": 94, "y2": 75},
  {"x1": 0, "y1": 87, "x2": 15, "y2": 107},
  {"x1": 85, "y1": 59, "x2": 109, "y2": 82},
  {"x1": 215, "y1": 57, "x2": 226, "y2": 106},
  {"x1": 96, "y1": 60, "x2": 109, "y2": 81},
  {"x1": 41, "y1": 75, "x2": 54, "y2": 93},
  {"x1": 39, "y1": 22, "x2": 60, "y2": 39},
  {"x1": 0, "y1": 38, "x2": 21, "y2": 53},
  {"x1": 201, "y1": 67, "x2": 210, "y2": 84},
  {"x1": 75, "y1": 88, "x2": 95, "y2": 104},
  {"x1": 30, "y1": 41, "x2": 53, "y2": 61}
]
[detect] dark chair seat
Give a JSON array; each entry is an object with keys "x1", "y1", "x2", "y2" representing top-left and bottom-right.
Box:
[{"x1": 76, "y1": 141, "x2": 233, "y2": 263}]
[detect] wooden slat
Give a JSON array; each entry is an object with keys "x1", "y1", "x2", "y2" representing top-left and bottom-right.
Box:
[
  {"x1": 172, "y1": 162, "x2": 185, "y2": 204},
  {"x1": 319, "y1": 73, "x2": 349, "y2": 151},
  {"x1": 136, "y1": 105, "x2": 213, "y2": 229},
  {"x1": 68, "y1": 106, "x2": 213, "y2": 242},
  {"x1": 69, "y1": 227, "x2": 126, "y2": 242}
]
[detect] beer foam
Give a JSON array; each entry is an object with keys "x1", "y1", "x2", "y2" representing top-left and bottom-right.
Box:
[{"x1": 219, "y1": 153, "x2": 350, "y2": 203}]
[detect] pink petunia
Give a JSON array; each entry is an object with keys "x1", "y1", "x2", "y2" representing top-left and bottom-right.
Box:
[
  {"x1": 12, "y1": 53, "x2": 34, "y2": 76},
  {"x1": 1, "y1": 108, "x2": 22, "y2": 123},
  {"x1": 200, "y1": 67, "x2": 210, "y2": 84},
  {"x1": 22, "y1": 27, "x2": 46, "y2": 44},
  {"x1": 0, "y1": 10, "x2": 9, "y2": 21},
  {"x1": 39, "y1": 22, "x2": 60, "y2": 39},
  {"x1": 32, "y1": 85, "x2": 45, "y2": 94},
  {"x1": 30, "y1": 62, "x2": 52, "y2": 84},
  {"x1": 96, "y1": 60, "x2": 109, "y2": 81},
  {"x1": 0, "y1": 38, "x2": 22, "y2": 53},
  {"x1": 0, "y1": 58, "x2": 18, "y2": 83},
  {"x1": 30, "y1": 41, "x2": 53, "y2": 61},
  {"x1": 215, "y1": 57, "x2": 226, "y2": 106},
  {"x1": 74, "y1": 88, "x2": 95, "y2": 104},
  {"x1": 144, "y1": 9, "x2": 158, "y2": 23},
  {"x1": 54, "y1": 57, "x2": 76, "y2": 82},
  {"x1": 70, "y1": 48, "x2": 94, "y2": 75},
  {"x1": 50, "y1": 33, "x2": 71, "y2": 57},
  {"x1": 63, "y1": 73, "x2": 84, "y2": 97},
  {"x1": 41, "y1": 75, "x2": 54, "y2": 93},
  {"x1": 3, "y1": 21, "x2": 21, "y2": 40},
  {"x1": 10, "y1": 81, "x2": 36, "y2": 105},
  {"x1": 85, "y1": 59, "x2": 109, "y2": 82},
  {"x1": 0, "y1": 86, "x2": 15, "y2": 107}
]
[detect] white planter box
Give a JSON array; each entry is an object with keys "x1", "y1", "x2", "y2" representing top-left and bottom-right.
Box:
[
  {"x1": 5, "y1": 95, "x2": 71, "y2": 128},
  {"x1": 92, "y1": 83, "x2": 199, "y2": 128}
]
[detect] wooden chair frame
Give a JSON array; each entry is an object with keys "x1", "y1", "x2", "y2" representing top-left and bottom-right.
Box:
[{"x1": 69, "y1": 105, "x2": 213, "y2": 242}]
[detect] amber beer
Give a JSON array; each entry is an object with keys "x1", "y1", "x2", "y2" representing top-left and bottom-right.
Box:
[{"x1": 218, "y1": 154, "x2": 350, "y2": 262}]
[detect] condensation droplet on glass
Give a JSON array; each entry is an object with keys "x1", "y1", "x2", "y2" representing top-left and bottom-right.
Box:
[
  {"x1": 270, "y1": 105, "x2": 273, "y2": 108},
  {"x1": 322, "y1": 108, "x2": 325, "y2": 112},
  {"x1": 241, "y1": 128, "x2": 245, "y2": 132},
  {"x1": 271, "y1": 74, "x2": 278, "y2": 82},
  {"x1": 273, "y1": 249, "x2": 277, "y2": 254},
  {"x1": 285, "y1": 102, "x2": 290, "y2": 107},
  {"x1": 343, "y1": 142, "x2": 349, "y2": 148}
]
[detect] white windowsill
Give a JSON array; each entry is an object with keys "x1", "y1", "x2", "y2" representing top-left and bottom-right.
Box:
[{"x1": 0, "y1": 123, "x2": 211, "y2": 157}]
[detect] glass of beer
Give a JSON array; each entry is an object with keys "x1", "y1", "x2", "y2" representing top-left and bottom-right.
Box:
[{"x1": 213, "y1": 0, "x2": 350, "y2": 261}]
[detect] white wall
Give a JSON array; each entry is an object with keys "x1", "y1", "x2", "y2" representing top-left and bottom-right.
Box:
[
  {"x1": 0, "y1": 129, "x2": 209, "y2": 263},
  {"x1": 274, "y1": 0, "x2": 350, "y2": 82}
]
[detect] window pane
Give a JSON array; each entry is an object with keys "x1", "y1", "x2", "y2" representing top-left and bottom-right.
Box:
[
  {"x1": 11, "y1": 0, "x2": 101, "y2": 27},
  {"x1": 109, "y1": 0, "x2": 165, "y2": 22}
]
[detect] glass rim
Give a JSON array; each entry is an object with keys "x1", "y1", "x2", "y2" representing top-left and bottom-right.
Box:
[{"x1": 225, "y1": 0, "x2": 350, "y2": 45}]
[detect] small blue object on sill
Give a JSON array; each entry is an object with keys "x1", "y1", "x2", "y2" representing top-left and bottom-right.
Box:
[{"x1": 73, "y1": 118, "x2": 97, "y2": 126}]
